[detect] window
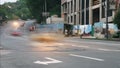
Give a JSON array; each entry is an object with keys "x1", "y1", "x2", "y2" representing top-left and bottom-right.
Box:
[
  {"x1": 82, "y1": 11, "x2": 84, "y2": 25},
  {"x1": 74, "y1": 0, "x2": 76, "y2": 12},
  {"x1": 79, "y1": 0, "x2": 81, "y2": 11},
  {"x1": 68, "y1": 17, "x2": 69, "y2": 23},
  {"x1": 86, "y1": 0, "x2": 89, "y2": 8},
  {"x1": 82, "y1": 0, "x2": 84, "y2": 10},
  {"x1": 71, "y1": 1, "x2": 73, "y2": 13},
  {"x1": 108, "y1": 10, "x2": 112, "y2": 17},
  {"x1": 74, "y1": 15, "x2": 76, "y2": 25},
  {"x1": 86, "y1": 10, "x2": 89, "y2": 24},
  {"x1": 102, "y1": 6, "x2": 105, "y2": 18},
  {"x1": 71, "y1": 16, "x2": 73, "y2": 23},
  {"x1": 79, "y1": 12, "x2": 81, "y2": 24},
  {"x1": 102, "y1": 0, "x2": 105, "y2": 2},
  {"x1": 68, "y1": 2, "x2": 70, "y2": 14}
]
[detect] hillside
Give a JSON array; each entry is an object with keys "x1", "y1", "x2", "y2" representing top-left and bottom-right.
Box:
[{"x1": 26, "y1": 0, "x2": 61, "y2": 23}]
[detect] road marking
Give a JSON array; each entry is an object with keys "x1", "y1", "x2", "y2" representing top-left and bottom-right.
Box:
[
  {"x1": 72, "y1": 45, "x2": 90, "y2": 48},
  {"x1": 72, "y1": 45, "x2": 120, "y2": 52},
  {"x1": 34, "y1": 57, "x2": 62, "y2": 65},
  {"x1": 98, "y1": 48, "x2": 112, "y2": 51},
  {"x1": 98, "y1": 48, "x2": 120, "y2": 52},
  {"x1": 70, "y1": 54, "x2": 104, "y2": 62}
]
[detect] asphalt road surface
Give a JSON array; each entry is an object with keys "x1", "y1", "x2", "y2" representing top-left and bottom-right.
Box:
[{"x1": 0, "y1": 24, "x2": 120, "y2": 68}]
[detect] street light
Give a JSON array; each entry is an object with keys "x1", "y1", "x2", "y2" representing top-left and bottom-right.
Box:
[
  {"x1": 106, "y1": 0, "x2": 109, "y2": 39},
  {"x1": 103, "y1": 0, "x2": 116, "y2": 39},
  {"x1": 42, "y1": 0, "x2": 49, "y2": 24}
]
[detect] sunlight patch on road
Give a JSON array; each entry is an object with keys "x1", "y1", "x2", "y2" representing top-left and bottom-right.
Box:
[
  {"x1": 31, "y1": 42, "x2": 65, "y2": 47},
  {"x1": 30, "y1": 42, "x2": 65, "y2": 52},
  {"x1": 30, "y1": 33, "x2": 64, "y2": 43}
]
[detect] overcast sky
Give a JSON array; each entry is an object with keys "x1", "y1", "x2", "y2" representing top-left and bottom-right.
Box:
[{"x1": 0, "y1": 0, "x2": 17, "y2": 5}]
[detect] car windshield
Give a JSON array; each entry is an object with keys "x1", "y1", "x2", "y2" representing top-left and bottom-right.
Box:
[{"x1": 0, "y1": 0, "x2": 120, "y2": 68}]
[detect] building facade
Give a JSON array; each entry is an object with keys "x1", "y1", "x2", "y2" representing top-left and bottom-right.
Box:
[
  {"x1": 61, "y1": 0, "x2": 118, "y2": 26},
  {"x1": 116, "y1": 0, "x2": 120, "y2": 10}
]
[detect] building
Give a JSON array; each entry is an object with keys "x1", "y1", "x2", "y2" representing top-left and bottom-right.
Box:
[
  {"x1": 61, "y1": 0, "x2": 117, "y2": 26},
  {"x1": 46, "y1": 15, "x2": 64, "y2": 24},
  {"x1": 117, "y1": 0, "x2": 120, "y2": 7},
  {"x1": 116, "y1": 0, "x2": 120, "y2": 10}
]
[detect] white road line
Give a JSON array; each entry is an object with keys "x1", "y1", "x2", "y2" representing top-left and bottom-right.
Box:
[
  {"x1": 70, "y1": 54, "x2": 104, "y2": 62},
  {"x1": 66, "y1": 40, "x2": 120, "y2": 46},
  {"x1": 98, "y1": 48, "x2": 111, "y2": 51},
  {"x1": 98, "y1": 48, "x2": 120, "y2": 52},
  {"x1": 72, "y1": 45, "x2": 120, "y2": 52},
  {"x1": 72, "y1": 45, "x2": 90, "y2": 48}
]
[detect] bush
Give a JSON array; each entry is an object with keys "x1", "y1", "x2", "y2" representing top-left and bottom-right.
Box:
[
  {"x1": 112, "y1": 31, "x2": 120, "y2": 38},
  {"x1": 113, "y1": 9, "x2": 120, "y2": 29}
]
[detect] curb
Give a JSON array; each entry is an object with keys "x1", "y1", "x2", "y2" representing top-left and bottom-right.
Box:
[{"x1": 81, "y1": 38, "x2": 120, "y2": 41}]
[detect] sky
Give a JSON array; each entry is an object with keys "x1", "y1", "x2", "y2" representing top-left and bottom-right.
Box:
[{"x1": 0, "y1": 0, "x2": 17, "y2": 5}]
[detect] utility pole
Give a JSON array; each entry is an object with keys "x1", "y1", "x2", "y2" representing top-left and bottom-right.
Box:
[
  {"x1": 44, "y1": 0, "x2": 47, "y2": 23},
  {"x1": 106, "y1": 0, "x2": 109, "y2": 39},
  {"x1": 42, "y1": 0, "x2": 49, "y2": 24},
  {"x1": 103, "y1": 0, "x2": 109, "y2": 39},
  {"x1": 105, "y1": 0, "x2": 116, "y2": 39}
]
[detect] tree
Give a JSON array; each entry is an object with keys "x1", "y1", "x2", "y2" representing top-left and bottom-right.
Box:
[
  {"x1": 113, "y1": 9, "x2": 120, "y2": 29},
  {"x1": 25, "y1": 0, "x2": 61, "y2": 23},
  {"x1": 0, "y1": 5, "x2": 8, "y2": 24},
  {"x1": 0, "y1": 0, "x2": 32, "y2": 20}
]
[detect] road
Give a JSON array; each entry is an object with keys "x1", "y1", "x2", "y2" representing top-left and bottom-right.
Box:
[{"x1": 0, "y1": 25, "x2": 120, "y2": 68}]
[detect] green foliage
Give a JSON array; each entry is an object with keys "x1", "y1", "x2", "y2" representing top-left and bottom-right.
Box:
[
  {"x1": 113, "y1": 9, "x2": 120, "y2": 29},
  {"x1": 25, "y1": 0, "x2": 61, "y2": 23},
  {"x1": 0, "y1": 5, "x2": 7, "y2": 20},
  {"x1": 0, "y1": 0, "x2": 32, "y2": 20}
]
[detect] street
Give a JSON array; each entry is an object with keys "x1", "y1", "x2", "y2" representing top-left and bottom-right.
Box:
[{"x1": 0, "y1": 24, "x2": 120, "y2": 68}]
